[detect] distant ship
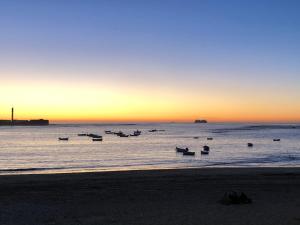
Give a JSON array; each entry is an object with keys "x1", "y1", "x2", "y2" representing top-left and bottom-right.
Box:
[
  {"x1": 0, "y1": 108, "x2": 49, "y2": 126},
  {"x1": 194, "y1": 119, "x2": 207, "y2": 123}
]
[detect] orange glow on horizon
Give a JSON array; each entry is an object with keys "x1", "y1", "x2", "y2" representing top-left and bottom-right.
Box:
[{"x1": 1, "y1": 78, "x2": 300, "y2": 124}]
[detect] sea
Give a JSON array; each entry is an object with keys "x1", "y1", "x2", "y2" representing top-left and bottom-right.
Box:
[{"x1": 0, "y1": 123, "x2": 300, "y2": 175}]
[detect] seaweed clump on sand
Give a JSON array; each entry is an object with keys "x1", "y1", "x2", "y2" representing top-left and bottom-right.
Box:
[{"x1": 219, "y1": 191, "x2": 252, "y2": 205}]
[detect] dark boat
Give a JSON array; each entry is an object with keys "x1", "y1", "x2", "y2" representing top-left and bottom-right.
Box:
[
  {"x1": 105, "y1": 131, "x2": 113, "y2": 134},
  {"x1": 273, "y1": 139, "x2": 281, "y2": 142},
  {"x1": 119, "y1": 133, "x2": 129, "y2": 137},
  {"x1": 134, "y1": 130, "x2": 141, "y2": 135},
  {"x1": 201, "y1": 145, "x2": 210, "y2": 155},
  {"x1": 78, "y1": 133, "x2": 87, "y2": 136},
  {"x1": 183, "y1": 151, "x2": 195, "y2": 156},
  {"x1": 176, "y1": 147, "x2": 189, "y2": 153},
  {"x1": 130, "y1": 130, "x2": 141, "y2": 136},
  {"x1": 58, "y1": 137, "x2": 69, "y2": 141},
  {"x1": 149, "y1": 129, "x2": 157, "y2": 132},
  {"x1": 203, "y1": 145, "x2": 210, "y2": 151},
  {"x1": 87, "y1": 134, "x2": 102, "y2": 138},
  {"x1": 207, "y1": 137, "x2": 213, "y2": 140},
  {"x1": 92, "y1": 138, "x2": 103, "y2": 141},
  {"x1": 247, "y1": 143, "x2": 253, "y2": 147},
  {"x1": 193, "y1": 137, "x2": 199, "y2": 139}
]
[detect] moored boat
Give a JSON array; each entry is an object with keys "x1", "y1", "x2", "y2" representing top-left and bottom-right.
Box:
[
  {"x1": 149, "y1": 129, "x2": 157, "y2": 132},
  {"x1": 92, "y1": 138, "x2": 103, "y2": 141},
  {"x1": 203, "y1": 145, "x2": 210, "y2": 151},
  {"x1": 176, "y1": 147, "x2": 189, "y2": 153},
  {"x1": 130, "y1": 130, "x2": 142, "y2": 136},
  {"x1": 119, "y1": 133, "x2": 129, "y2": 137},
  {"x1": 58, "y1": 137, "x2": 69, "y2": 141},
  {"x1": 87, "y1": 134, "x2": 102, "y2": 138},
  {"x1": 183, "y1": 151, "x2": 195, "y2": 156},
  {"x1": 201, "y1": 145, "x2": 210, "y2": 155}
]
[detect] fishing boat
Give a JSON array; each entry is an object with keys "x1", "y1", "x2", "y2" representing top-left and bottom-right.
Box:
[
  {"x1": 134, "y1": 130, "x2": 141, "y2": 135},
  {"x1": 149, "y1": 129, "x2": 157, "y2": 132},
  {"x1": 203, "y1": 145, "x2": 210, "y2": 151},
  {"x1": 105, "y1": 131, "x2": 113, "y2": 134},
  {"x1": 92, "y1": 138, "x2": 103, "y2": 141},
  {"x1": 58, "y1": 137, "x2": 69, "y2": 141},
  {"x1": 201, "y1": 145, "x2": 210, "y2": 155},
  {"x1": 87, "y1": 134, "x2": 102, "y2": 138},
  {"x1": 175, "y1": 147, "x2": 189, "y2": 153},
  {"x1": 130, "y1": 130, "x2": 141, "y2": 136},
  {"x1": 183, "y1": 151, "x2": 195, "y2": 156}
]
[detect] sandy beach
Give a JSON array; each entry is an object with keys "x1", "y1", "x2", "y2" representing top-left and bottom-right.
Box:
[{"x1": 1, "y1": 168, "x2": 300, "y2": 225}]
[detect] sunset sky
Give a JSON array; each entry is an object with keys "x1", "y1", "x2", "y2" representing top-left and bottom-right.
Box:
[{"x1": 1, "y1": 0, "x2": 300, "y2": 122}]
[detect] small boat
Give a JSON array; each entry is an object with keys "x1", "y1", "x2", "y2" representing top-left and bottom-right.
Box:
[
  {"x1": 119, "y1": 133, "x2": 129, "y2": 137},
  {"x1": 92, "y1": 138, "x2": 103, "y2": 141},
  {"x1": 149, "y1": 129, "x2": 157, "y2": 132},
  {"x1": 176, "y1": 147, "x2": 189, "y2": 153},
  {"x1": 183, "y1": 151, "x2": 195, "y2": 156},
  {"x1": 87, "y1": 134, "x2": 102, "y2": 138},
  {"x1": 131, "y1": 130, "x2": 141, "y2": 136},
  {"x1": 134, "y1": 130, "x2": 141, "y2": 135},
  {"x1": 273, "y1": 139, "x2": 281, "y2": 142},
  {"x1": 78, "y1": 133, "x2": 87, "y2": 136},
  {"x1": 58, "y1": 137, "x2": 69, "y2": 141},
  {"x1": 201, "y1": 145, "x2": 210, "y2": 155},
  {"x1": 105, "y1": 131, "x2": 113, "y2": 134},
  {"x1": 207, "y1": 137, "x2": 213, "y2": 140},
  {"x1": 193, "y1": 137, "x2": 199, "y2": 139},
  {"x1": 158, "y1": 129, "x2": 165, "y2": 132},
  {"x1": 203, "y1": 145, "x2": 210, "y2": 151},
  {"x1": 247, "y1": 143, "x2": 253, "y2": 147}
]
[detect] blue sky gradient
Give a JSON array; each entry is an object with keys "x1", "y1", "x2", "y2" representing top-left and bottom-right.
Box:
[{"x1": 0, "y1": 0, "x2": 300, "y2": 121}]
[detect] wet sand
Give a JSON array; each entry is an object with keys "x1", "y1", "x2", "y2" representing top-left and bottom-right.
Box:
[{"x1": 1, "y1": 168, "x2": 300, "y2": 225}]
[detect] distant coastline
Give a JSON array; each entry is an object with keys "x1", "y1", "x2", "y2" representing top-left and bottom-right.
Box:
[
  {"x1": 0, "y1": 107, "x2": 49, "y2": 126},
  {"x1": 0, "y1": 119, "x2": 49, "y2": 126}
]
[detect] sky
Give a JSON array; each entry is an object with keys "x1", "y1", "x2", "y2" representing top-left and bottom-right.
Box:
[{"x1": 0, "y1": 0, "x2": 300, "y2": 122}]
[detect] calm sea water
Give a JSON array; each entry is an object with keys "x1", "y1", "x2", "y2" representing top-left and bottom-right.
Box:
[{"x1": 0, "y1": 123, "x2": 300, "y2": 175}]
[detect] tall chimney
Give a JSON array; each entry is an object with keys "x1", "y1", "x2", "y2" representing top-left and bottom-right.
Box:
[{"x1": 11, "y1": 107, "x2": 14, "y2": 125}]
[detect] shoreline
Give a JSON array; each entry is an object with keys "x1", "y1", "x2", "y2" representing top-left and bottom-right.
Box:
[
  {"x1": 1, "y1": 167, "x2": 300, "y2": 225},
  {"x1": 1, "y1": 165, "x2": 300, "y2": 177}
]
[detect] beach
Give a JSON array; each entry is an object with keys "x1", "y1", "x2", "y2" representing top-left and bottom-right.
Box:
[{"x1": 1, "y1": 168, "x2": 300, "y2": 225}]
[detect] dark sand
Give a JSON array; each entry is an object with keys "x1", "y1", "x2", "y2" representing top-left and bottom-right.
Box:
[{"x1": 1, "y1": 168, "x2": 300, "y2": 225}]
